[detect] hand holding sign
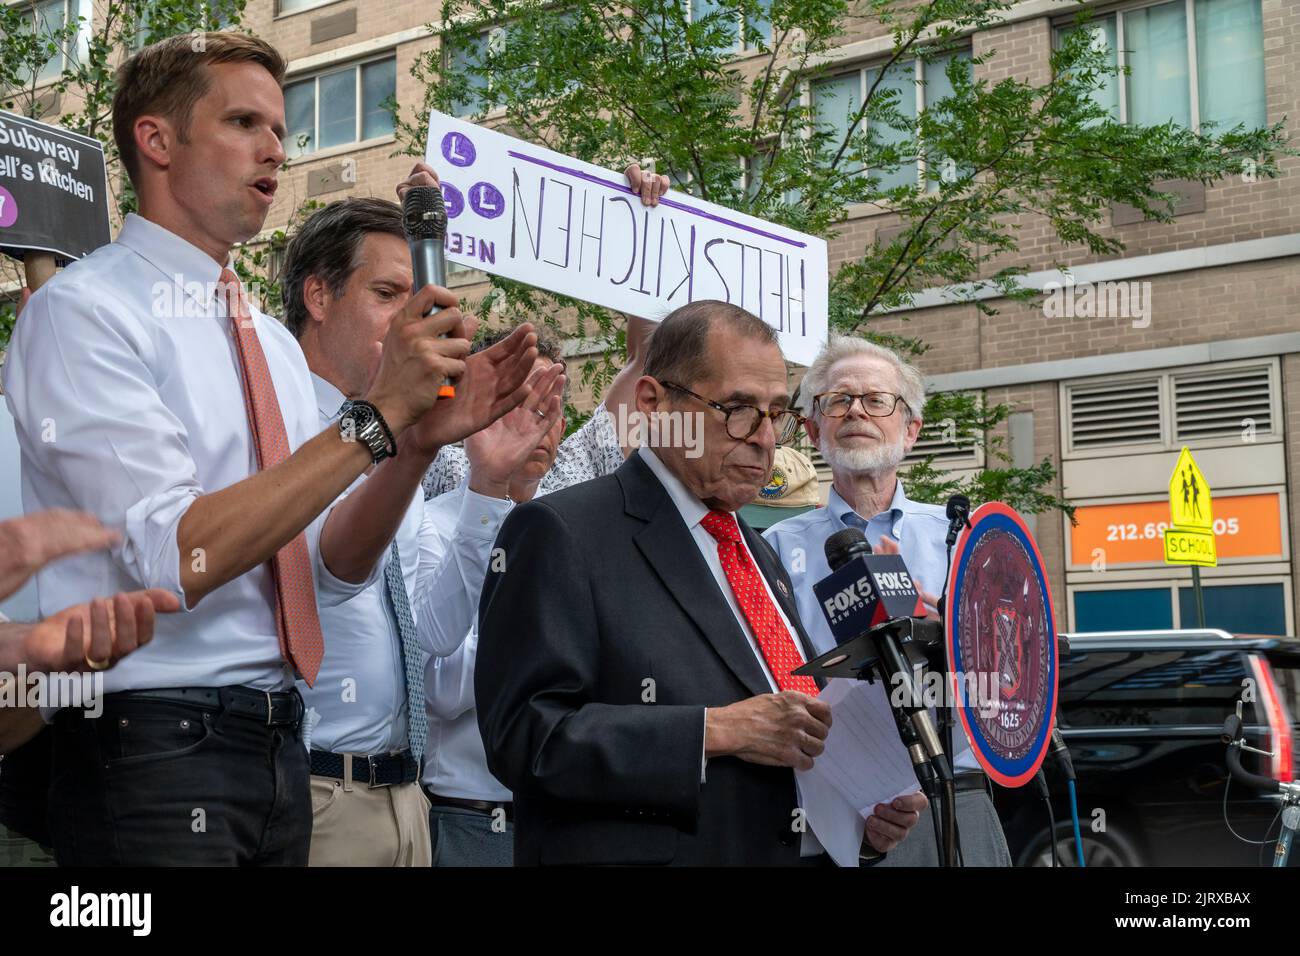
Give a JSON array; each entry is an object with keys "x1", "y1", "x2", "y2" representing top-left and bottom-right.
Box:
[
  {"x1": 0, "y1": 111, "x2": 110, "y2": 288},
  {"x1": 623, "y1": 163, "x2": 670, "y2": 207}
]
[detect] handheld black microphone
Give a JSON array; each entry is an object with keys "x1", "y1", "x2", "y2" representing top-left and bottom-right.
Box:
[
  {"x1": 945, "y1": 494, "x2": 971, "y2": 548},
  {"x1": 401, "y1": 185, "x2": 455, "y2": 399}
]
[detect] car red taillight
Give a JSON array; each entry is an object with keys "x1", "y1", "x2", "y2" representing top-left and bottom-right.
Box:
[{"x1": 1248, "y1": 655, "x2": 1294, "y2": 782}]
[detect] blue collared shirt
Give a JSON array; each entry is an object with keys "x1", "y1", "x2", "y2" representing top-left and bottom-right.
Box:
[{"x1": 763, "y1": 480, "x2": 977, "y2": 768}]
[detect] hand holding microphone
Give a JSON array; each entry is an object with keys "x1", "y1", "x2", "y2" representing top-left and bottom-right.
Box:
[{"x1": 402, "y1": 182, "x2": 456, "y2": 400}]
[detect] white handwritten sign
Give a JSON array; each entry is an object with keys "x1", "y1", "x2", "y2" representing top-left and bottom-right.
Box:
[{"x1": 424, "y1": 111, "x2": 829, "y2": 366}]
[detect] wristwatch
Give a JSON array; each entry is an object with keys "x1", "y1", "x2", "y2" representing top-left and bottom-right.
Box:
[{"x1": 338, "y1": 399, "x2": 397, "y2": 464}]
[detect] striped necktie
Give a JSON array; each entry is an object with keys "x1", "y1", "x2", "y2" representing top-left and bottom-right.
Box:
[{"x1": 384, "y1": 540, "x2": 426, "y2": 759}]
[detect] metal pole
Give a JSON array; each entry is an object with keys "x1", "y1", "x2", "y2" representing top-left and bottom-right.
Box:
[{"x1": 1191, "y1": 565, "x2": 1207, "y2": 628}]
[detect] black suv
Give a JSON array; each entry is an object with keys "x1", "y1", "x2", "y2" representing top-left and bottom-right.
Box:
[{"x1": 993, "y1": 629, "x2": 1300, "y2": 867}]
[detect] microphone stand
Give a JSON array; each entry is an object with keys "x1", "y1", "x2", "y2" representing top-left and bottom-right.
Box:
[
  {"x1": 933, "y1": 500, "x2": 971, "y2": 866},
  {"x1": 866, "y1": 618, "x2": 959, "y2": 867}
]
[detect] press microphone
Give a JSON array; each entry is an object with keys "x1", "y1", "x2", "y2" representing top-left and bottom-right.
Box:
[
  {"x1": 401, "y1": 185, "x2": 455, "y2": 399},
  {"x1": 815, "y1": 528, "x2": 950, "y2": 776},
  {"x1": 812, "y1": 527, "x2": 960, "y2": 865}
]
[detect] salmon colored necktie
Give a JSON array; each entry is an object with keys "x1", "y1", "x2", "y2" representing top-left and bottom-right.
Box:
[
  {"x1": 220, "y1": 268, "x2": 324, "y2": 687},
  {"x1": 700, "y1": 509, "x2": 818, "y2": 695}
]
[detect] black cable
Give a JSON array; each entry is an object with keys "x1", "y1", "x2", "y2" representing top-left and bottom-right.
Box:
[
  {"x1": 936, "y1": 541, "x2": 964, "y2": 867},
  {"x1": 929, "y1": 796, "x2": 945, "y2": 864},
  {"x1": 1035, "y1": 769, "x2": 1061, "y2": 867},
  {"x1": 942, "y1": 776, "x2": 958, "y2": 866}
]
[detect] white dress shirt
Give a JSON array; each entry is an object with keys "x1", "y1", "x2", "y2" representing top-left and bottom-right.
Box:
[
  {"x1": 300, "y1": 374, "x2": 516, "y2": 755},
  {"x1": 636, "y1": 446, "x2": 823, "y2": 856},
  {"x1": 421, "y1": 408, "x2": 622, "y2": 802},
  {"x1": 1, "y1": 214, "x2": 368, "y2": 700}
]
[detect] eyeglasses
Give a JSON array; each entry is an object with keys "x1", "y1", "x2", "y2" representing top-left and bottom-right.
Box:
[
  {"x1": 660, "y1": 381, "x2": 804, "y2": 445},
  {"x1": 813, "y1": 390, "x2": 909, "y2": 419}
]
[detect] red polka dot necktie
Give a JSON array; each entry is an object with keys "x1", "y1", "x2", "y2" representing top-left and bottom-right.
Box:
[
  {"x1": 220, "y1": 268, "x2": 324, "y2": 687},
  {"x1": 699, "y1": 509, "x2": 818, "y2": 695}
]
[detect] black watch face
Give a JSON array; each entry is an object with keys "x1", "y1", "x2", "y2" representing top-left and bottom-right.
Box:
[{"x1": 344, "y1": 403, "x2": 374, "y2": 429}]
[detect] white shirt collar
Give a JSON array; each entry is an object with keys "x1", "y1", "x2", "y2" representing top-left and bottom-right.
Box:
[
  {"x1": 115, "y1": 213, "x2": 233, "y2": 310},
  {"x1": 637, "y1": 445, "x2": 711, "y2": 529},
  {"x1": 310, "y1": 372, "x2": 349, "y2": 422}
]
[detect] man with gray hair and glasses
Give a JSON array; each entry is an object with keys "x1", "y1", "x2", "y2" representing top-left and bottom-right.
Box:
[{"x1": 763, "y1": 335, "x2": 1012, "y2": 866}]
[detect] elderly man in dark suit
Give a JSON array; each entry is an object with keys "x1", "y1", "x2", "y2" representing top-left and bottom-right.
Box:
[{"x1": 475, "y1": 301, "x2": 928, "y2": 866}]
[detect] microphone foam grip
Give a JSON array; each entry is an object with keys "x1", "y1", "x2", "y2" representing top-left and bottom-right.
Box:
[
  {"x1": 824, "y1": 527, "x2": 870, "y2": 571},
  {"x1": 402, "y1": 185, "x2": 448, "y2": 241}
]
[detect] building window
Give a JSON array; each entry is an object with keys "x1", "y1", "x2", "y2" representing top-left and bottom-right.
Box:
[
  {"x1": 689, "y1": 0, "x2": 772, "y2": 52},
  {"x1": 284, "y1": 56, "x2": 396, "y2": 159},
  {"x1": 132, "y1": 2, "x2": 238, "y2": 50},
  {"x1": 277, "y1": 0, "x2": 333, "y2": 15},
  {"x1": 810, "y1": 50, "x2": 971, "y2": 193},
  {"x1": 1177, "y1": 582, "x2": 1287, "y2": 636},
  {"x1": 446, "y1": 28, "x2": 506, "y2": 118},
  {"x1": 1072, "y1": 580, "x2": 1288, "y2": 635},
  {"x1": 9, "y1": 0, "x2": 73, "y2": 85},
  {"x1": 1055, "y1": 0, "x2": 1266, "y2": 132}
]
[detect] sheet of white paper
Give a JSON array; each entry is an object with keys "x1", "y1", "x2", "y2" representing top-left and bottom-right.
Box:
[
  {"x1": 796, "y1": 764, "x2": 867, "y2": 868},
  {"x1": 798, "y1": 677, "x2": 921, "y2": 864},
  {"x1": 302, "y1": 706, "x2": 321, "y2": 754}
]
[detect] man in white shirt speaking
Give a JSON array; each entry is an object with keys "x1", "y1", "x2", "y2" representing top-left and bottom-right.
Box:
[
  {"x1": 1, "y1": 33, "x2": 539, "y2": 865},
  {"x1": 279, "y1": 194, "x2": 564, "y2": 866}
]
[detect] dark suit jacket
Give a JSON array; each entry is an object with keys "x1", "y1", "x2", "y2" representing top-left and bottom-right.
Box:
[{"x1": 475, "y1": 452, "x2": 823, "y2": 865}]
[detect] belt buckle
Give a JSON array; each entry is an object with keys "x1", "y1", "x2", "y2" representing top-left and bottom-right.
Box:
[
  {"x1": 264, "y1": 690, "x2": 274, "y2": 727},
  {"x1": 368, "y1": 754, "x2": 394, "y2": 789}
]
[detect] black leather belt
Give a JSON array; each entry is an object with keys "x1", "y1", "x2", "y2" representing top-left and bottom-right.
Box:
[
  {"x1": 423, "y1": 787, "x2": 514, "y2": 823},
  {"x1": 311, "y1": 749, "x2": 419, "y2": 787},
  {"x1": 953, "y1": 771, "x2": 991, "y2": 794},
  {"x1": 102, "y1": 686, "x2": 304, "y2": 727}
]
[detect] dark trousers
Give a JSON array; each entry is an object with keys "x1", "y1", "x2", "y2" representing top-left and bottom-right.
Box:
[
  {"x1": 48, "y1": 690, "x2": 311, "y2": 865},
  {"x1": 428, "y1": 804, "x2": 514, "y2": 867}
]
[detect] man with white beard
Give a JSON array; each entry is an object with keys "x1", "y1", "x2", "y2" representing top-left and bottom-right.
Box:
[{"x1": 763, "y1": 336, "x2": 1011, "y2": 867}]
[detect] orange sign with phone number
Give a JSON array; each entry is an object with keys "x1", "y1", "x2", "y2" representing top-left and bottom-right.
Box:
[{"x1": 1069, "y1": 493, "x2": 1283, "y2": 566}]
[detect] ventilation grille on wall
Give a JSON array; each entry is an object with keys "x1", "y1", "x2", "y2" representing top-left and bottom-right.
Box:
[
  {"x1": 1068, "y1": 377, "x2": 1162, "y2": 449},
  {"x1": 1174, "y1": 365, "x2": 1272, "y2": 442}
]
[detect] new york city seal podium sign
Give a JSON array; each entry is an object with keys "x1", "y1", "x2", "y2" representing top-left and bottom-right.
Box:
[{"x1": 1163, "y1": 446, "x2": 1217, "y2": 567}]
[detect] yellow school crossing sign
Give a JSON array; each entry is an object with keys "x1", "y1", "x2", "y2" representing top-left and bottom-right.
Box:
[{"x1": 1164, "y1": 446, "x2": 1217, "y2": 567}]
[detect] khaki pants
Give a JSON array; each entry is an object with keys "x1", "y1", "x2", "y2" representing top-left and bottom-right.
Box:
[{"x1": 308, "y1": 773, "x2": 431, "y2": 867}]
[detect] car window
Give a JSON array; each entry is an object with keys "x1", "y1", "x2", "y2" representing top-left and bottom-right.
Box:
[{"x1": 1058, "y1": 649, "x2": 1249, "y2": 728}]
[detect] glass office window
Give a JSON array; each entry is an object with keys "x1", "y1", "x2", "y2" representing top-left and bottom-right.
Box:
[
  {"x1": 1073, "y1": 587, "x2": 1174, "y2": 632},
  {"x1": 1177, "y1": 582, "x2": 1287, "y2": 636}
]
